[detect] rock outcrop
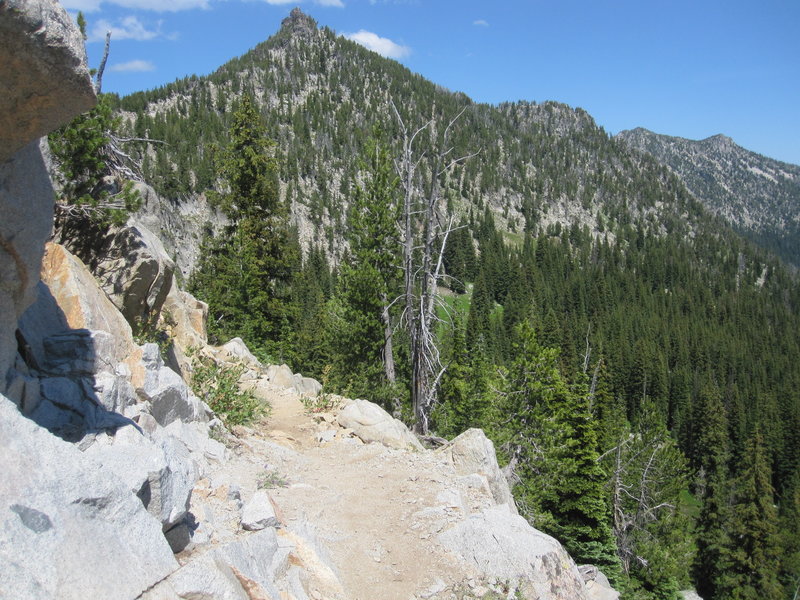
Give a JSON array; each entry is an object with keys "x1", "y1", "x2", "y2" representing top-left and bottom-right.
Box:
[
  {"x1": 0, "y1": 0, "x2": 95, "y2": 383},
  {"x1": 337, "y1": 397, "x2": 425, "y2": 451},
  {"x1": 33, "y1": 242, "x2": 135, "y2": 366},
  {"x1": 439, "y1": 504, "x2": 588, "y2": 600},
  {"x1": 0, "y1": 396, "x2": 177, "y2": 600},
  {"x1": 132, "y1": 181, "x2": 225, "y2": 280},
  {"x1": 0, "y1": 0, "x2": 95, "y2": 163},
  {"x1": 580, "y1": 565, "x2": 621, "y2": 600},
  {"x1": 57, "y1": 220, "x2": 176, "y2": 326},
  {"x1": 439, "y1": 428, "x2": 518, "y2": 514}
]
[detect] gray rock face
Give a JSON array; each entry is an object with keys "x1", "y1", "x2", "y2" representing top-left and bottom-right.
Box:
[
  {"x1": 134, "y1": 343, "x2": 206, "y2": 426},
  {"x1": 0, "y1": 0, "x2": 95, "y2": 382},
  {"x1": 266, "y1": 363, "x2": 295, "y2": 388},
  {"x1": 0, "y1": 0, "x2": 95, "y2": 163},
  {"x1": 438, "y1": 504, "x2": 587, "y2": 600},
  {"x1": 27, "y1": 242, "x2": 136, "y2": 367},
  {"x1": 42, "y1": 329, "x2": 118, "y2": 376},
  {"x1": 158, "y1": 419, "x2": 228, "y2": 475},
  {"x1": 0, "y1": 142, "x2": 62, "y2": 385},
  {"x1": 141, "y1": 528, "x2": 289, "y2": 600},
  {"x1": 0, "y1": 395, "x2": 177, "y2": 600},
  {"x1": 293, "y1": 374, "x2": 322, "y2": 397},
  {"x1": 221, "y1": 337, "x2": 263, "y2": 369},
  {"x1": 337, "y1": 398, "x2": 424, "y2": 451},
  {"x1": 32, "y1": 374, "x2": 134, "y2": 440},
  {"x1": 86, "y1": 431, "x2": 197, "y2": 531},
  {"x1": 69, "y1": 221, "x2": 176, "y2": 326},
  {"x1": 161, "y1": 274, "x2": 208, "y2": 356},
  {"x1": 439, "y1": 428, "x2": 517, "y2": 513},
  {"x1": 132, "y1": 181, "x2": 226, "y2": 281},
  {"x1": 580, "y1": 564, "x2": 620, "y2": 600}
]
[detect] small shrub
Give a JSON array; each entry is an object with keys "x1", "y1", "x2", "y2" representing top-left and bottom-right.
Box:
[
  {"x1": 190, "y1": 353, "x2": 266, "y2": 426},
  {"x1": 132, "y1": 311, "x2": 173, "y2": 361},
  {"x1": 257, "y1": 469, "x2": 289, "y2": 489},
  {"x1": 300, "y1": 392, "x2": 341, "y2": 414},
  {"x1": 300, "y1": 365, "x2": 342, "y2": 414}
]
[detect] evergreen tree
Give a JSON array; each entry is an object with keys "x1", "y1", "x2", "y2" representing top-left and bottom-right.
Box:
[
  {"x1": 779, "y1": 470, "x2": 800, "y2": 599},
  {"x1": 495, "y1": 321, "x2": 622, "y2": 585},
  {"x1": 692, "y1": 382, "x2": 731, "y2": 600},
  {"x1": 605, "y1": 400, "x2": 692, "y2": 599},
  {"x1": 191, "y1": 94, "x2": 295, "y2": 354},
  {"x1": 329, "y1": 132, "x2": 401, "y2": 402},
  {"x1": 717, "y1": 429, "x2": 782, "y2": 600},
  {"x1": 433, "y1": 320, "x2": 489, "y2": 436},
  {"x1": 465, "y1": 269, "x2": 494, "y2": 355},
  {"x1": 49, "y1": 95, "x2": 140, "y2": 227}
]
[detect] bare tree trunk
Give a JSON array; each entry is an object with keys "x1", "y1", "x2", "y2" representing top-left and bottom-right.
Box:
[
  {"x1": 390, "y1": 101, "x2": 475, "y2": 434},
  {"x1": 94, "y1": 31, "x2": 111, "y2": 94},
  {"x1": 611, "y1": 439, "x2": 629, "y2": 574},
  {"x1": 381, "y1": 292, "x2": 396, "y2": 384}
]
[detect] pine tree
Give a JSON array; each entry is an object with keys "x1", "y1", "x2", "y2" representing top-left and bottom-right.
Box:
[
  {"x1": 329, "y1": 132, "x2": 401, "y2": 402},
  {"x1": 692, "y1": 381, "x2": 731, "y2": 600},
  {"x1": 191, "y1": 94, "x2": 295, "y2": 354},
  {"x1": 604, "y1": 400, "x2": 692, "y2": 598},
  {"x1": 779, "y1": 470, "x2": 800, "y2": 599},
  {"x1": 49, "y1": 95, "x2": 141, "y2": 227},
  {"x1": 433, "y1": 320, "x2": 489, "y2": 436},
  {"x1": 717, "y1": 429, "x2": 782, "y2": 600},
  {"x1": 497, "y1": 321, "x2": 622, "y2": 585}
]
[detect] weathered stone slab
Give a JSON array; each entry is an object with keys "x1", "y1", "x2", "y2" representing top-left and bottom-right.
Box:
[
  {"x1": 337, "y1": 398, "x2": 424, "y2": 451},
  {"x1": 241, "y1": 490, "x2": 280, "y2": 531},
  {"x1": 0, "y1": 395, "x2": 177, "y2": 600},
  {"x1": 439, "y1": 428, "x2": 517, "y2": 513},
  {"x1": 438, "y1": 504, "x2": 587, "y2": 600}
]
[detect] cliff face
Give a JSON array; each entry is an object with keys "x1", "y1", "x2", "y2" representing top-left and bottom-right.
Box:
[{"x1": 0, "y1": 0, "x2": 95, "y2": 382}]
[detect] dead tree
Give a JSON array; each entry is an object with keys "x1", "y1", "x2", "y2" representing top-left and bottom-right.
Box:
[{"x1": 391, "y1": 101, "x2": 476, "y2": 434}]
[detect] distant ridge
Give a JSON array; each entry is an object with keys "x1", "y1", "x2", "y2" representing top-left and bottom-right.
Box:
[{"x1": 617, "y1": 127, "x2": 800, "y2": 267}]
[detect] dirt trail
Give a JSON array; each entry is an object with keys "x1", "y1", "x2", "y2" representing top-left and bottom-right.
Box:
[{"x1": 208, "y1": 386, "x2": 473, "y2": 600}]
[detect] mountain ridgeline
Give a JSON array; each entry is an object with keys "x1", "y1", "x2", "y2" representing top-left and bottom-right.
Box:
[
  {"x1": 118, "y1": 9, "x2": 713, "y2": 253},
  {"x1": 617, "y1": 127, "x2": 800, "y2": 267},
  {"x1": 111, "y1": 9, "x2": 800, "y2": 600}
]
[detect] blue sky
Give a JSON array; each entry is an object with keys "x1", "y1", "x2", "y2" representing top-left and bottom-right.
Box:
[{"x1": 63, "y1": 0, "x2": 800, "y2": 165}]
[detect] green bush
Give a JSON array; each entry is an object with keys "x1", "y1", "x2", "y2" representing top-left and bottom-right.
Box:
[{"x1": 190, "y1": 353, "x2": 265, "y2": 426}]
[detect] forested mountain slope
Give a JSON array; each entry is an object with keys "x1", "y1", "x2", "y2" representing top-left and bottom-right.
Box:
[
  {"x1": 617, "y1": 127, "x2": 800, "y2": 267},
  {"x1": 117, "y1": 9, "x2": 713, "y2": 260},
  {"x1": 105, "y1": 9, "x2": 800, "y2": 600}
]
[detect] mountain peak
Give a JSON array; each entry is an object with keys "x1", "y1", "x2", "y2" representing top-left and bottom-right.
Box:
[
  {"x1": 704, "y1": 133, "x2": 735, "y2": 149},
  {"x1": 280, "y1": 7, "x2": 318, "y2": 38}
]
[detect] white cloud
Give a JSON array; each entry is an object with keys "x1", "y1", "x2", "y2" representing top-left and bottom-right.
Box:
[
  {"x1": 108, "y1": 59, "x2": 155, "y2": 72},
  {"x1": 61, "y1": 0, "x2": 208, "y2": 12},
  {"x1": 345, "y1": 30, "x2": 410, "y2": 59},
  {"x1": 88, "y1": 16, "x2": 163, "y2": 42},
  {"x1": 473, "y1": 19, "x2": 489, "y2": 27}
]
